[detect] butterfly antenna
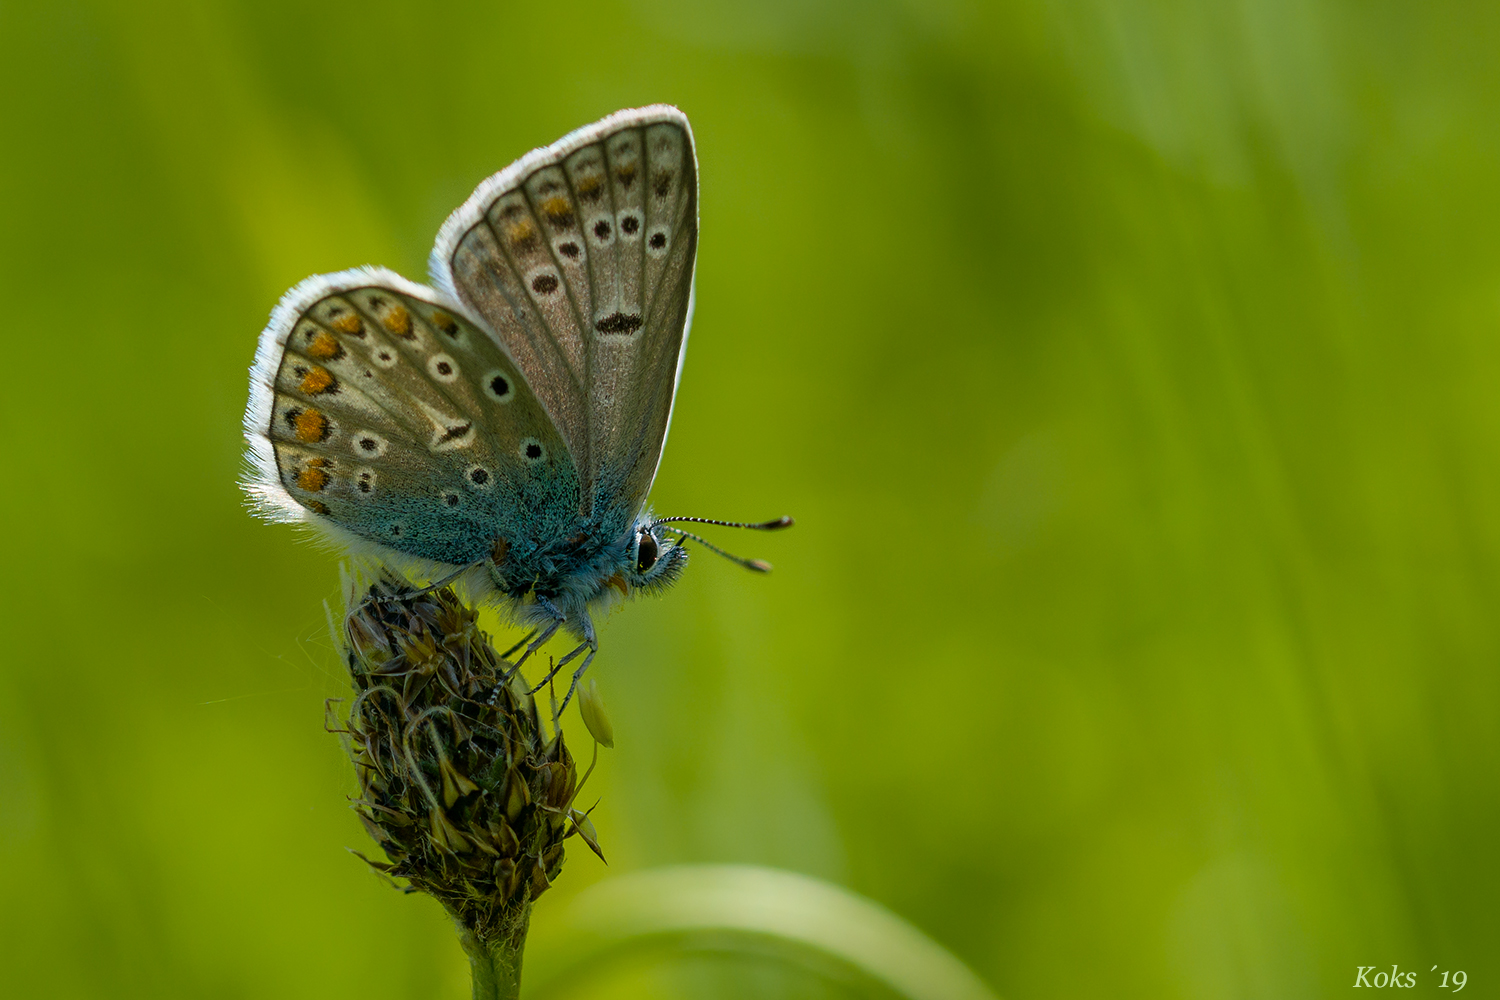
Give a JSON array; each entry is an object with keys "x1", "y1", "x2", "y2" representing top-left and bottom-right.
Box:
[
  {"x1": 650, "y1": 515, "x2": 794, "y2": 531},
  {"x1": 670, "y1": 529, "x2": 775, "y2": 573}
]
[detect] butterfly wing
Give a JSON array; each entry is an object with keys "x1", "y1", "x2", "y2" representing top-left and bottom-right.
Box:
[
  {"x1": 244, "y1": 267, "x2": 579, "y2": 567},
  {"x1": 430, "y1": 105, "x2": 698, "y2": 527}
]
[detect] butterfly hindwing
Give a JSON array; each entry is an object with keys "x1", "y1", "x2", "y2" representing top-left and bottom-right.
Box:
[
  {"x1": 245, "y1": 268, "x2": 579, "y2": 566},
  {"x1": 433, "y1": 105, "x2": 698, "y2": 526}
]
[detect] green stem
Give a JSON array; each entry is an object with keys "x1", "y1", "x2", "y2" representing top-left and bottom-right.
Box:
[{"x1": 460, "y1": 916, "x2": 529, "y2": 1000}]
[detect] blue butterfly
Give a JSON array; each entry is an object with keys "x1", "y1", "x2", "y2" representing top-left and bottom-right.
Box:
[{"x1": 242, "y1": 106, "x2": 790, "y2": 707}]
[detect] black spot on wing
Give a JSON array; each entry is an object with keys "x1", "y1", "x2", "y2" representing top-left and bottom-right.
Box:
[{"x1": 595, "y1": 313, "x2": 643, "y2": 335}]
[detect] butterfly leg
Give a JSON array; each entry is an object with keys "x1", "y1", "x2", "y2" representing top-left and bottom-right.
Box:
[
  {"x1": 557, "y1": 647, "x2": 597, "y2": 716},
  {"x1": 527, "y1": 612, "x2": 598, "y2": 715},
  {"x1": 502, "y1": 629, "x2": 538, "y2": 659},
  {"x1": 371, "y1": 561, "x2": 482, "y2": 603},
  {"x1": 490, "y1": 608, "x2": 565, "y2": 705},
  {"x1": 502, "y1": 598, "x2": 567, "y2": 679}
]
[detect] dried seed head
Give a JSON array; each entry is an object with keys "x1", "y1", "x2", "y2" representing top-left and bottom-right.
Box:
[{"x1": 335, "y1": 572, "x2": 591, "y2": 950}]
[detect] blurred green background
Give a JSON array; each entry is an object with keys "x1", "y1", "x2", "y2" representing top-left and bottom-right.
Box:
[{"x1": 2, "y1": 0, "x2": 1497, "y2": 996}]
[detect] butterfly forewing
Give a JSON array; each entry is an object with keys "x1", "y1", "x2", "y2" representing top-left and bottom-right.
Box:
[
  {"x1": 250, "y1": 271, "x2": 579, "y2": 566},
  {"x1": 434, "y1": 106, "x2": 698, "y2": 526}
]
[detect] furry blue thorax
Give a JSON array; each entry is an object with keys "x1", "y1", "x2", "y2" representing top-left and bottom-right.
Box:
[{"x1": 488, "y1": 510, "x2": 687, "y2": 638}]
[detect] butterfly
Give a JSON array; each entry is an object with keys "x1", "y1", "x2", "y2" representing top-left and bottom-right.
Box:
[{"x1": 242, "y1": 105, "x2": 790, "y2": 707}]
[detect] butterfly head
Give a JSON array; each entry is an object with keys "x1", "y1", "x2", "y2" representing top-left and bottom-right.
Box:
[
  {"x1": 618, "y1": 522, "x2": 688, "y2": 595},
  {"x1": 635, "y1": 514, "x2": 794, "y2": 583}
]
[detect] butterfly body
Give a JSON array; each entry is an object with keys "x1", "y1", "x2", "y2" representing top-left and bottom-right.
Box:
[
  {"x1": 486, "y1": 507, "x2": 687, "y2": 635},
  {"x1": 243, "y1": 107, "x2": 777, "y2": 702}
]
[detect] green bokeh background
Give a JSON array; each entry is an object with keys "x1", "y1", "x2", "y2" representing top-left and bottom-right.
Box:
[{"x1": 2, "y1": 0, "x2": 1496, "y2": 996}]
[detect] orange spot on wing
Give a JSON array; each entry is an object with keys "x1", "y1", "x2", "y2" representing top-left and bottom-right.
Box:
[
  {"x1": 507, "y1": 218, "x2": 538, "y2": 248},
  {"x1": 431, "y1": 310, "x2": 458, "y2": 335},
  {"x1": 299, "y1": 366, "x2": 336, "y2": 395},
  {"x1": 329, "y1": 313, "x2": 363, "y2": 336},
  {"x1": 576, "y1": 175, "x2": 603, "y2": 200},
  {"x1": 297, "y1": 462, "x2": 330, "y2": 492},
  {"x1": 306, "y1": 331, "x2": 343, "y2": 360},
  {"x1": 306, "y1": 499, "x2": 330, "y2": 515},
  {"x1": 384, "y1": 304, "x2": 411, "y2": 337},
  {"x1": 294, "y1": 408, "x2": 329, "y2": 443},
  {"x1": 542, "y1": 196, "x2": 574, "y2": 228}
]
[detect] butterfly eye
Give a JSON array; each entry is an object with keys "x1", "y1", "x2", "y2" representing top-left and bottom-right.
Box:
[{"x1": 636, "y1": 531, "x2": 659, "y2": 574}]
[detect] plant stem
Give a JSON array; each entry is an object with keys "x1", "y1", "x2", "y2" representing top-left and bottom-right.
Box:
[{"x1": 460, "y1": 919, "x2": 529, "y2": 1000}]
